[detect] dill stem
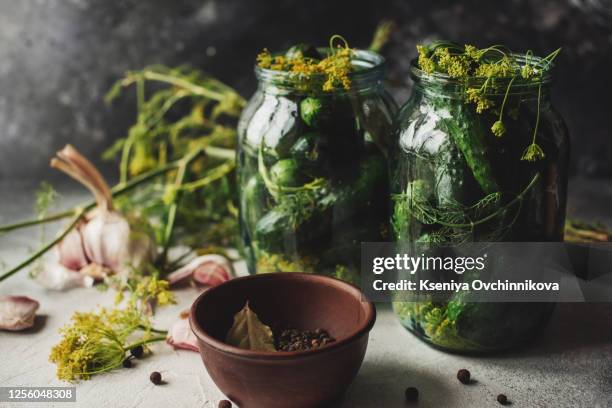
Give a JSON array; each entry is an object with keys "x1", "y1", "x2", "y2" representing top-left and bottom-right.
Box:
[
  {"x1": 0, "y1": 208, "x2": 86, "y2": 282},
  {"x1": 416, "y1": 173, "x2": 541, "y2": 229},
  {"x1": 531, "y1": 81, "x2": 543, "y2": 145},
  {"x1": 161, "y1": 147, "x2": 205, "y2": 262},
  {"x1": 498, "y1": 76, "x2": 516, "y2": 120},
  {"x1": 137, "y1": 325, "x2": 168, "y2": 335},
  {"x1": 0, "y1": 146, "x2": 233, "y2": 234},
  {"x1": 124, "y1": 335, "x2": 168, "y2": 351},
  {"x1": 139, "y1": 70, "x2": 244, "y2": 105},
  {"x1": 180, "y1": 161, "x2": 235, "y2": 193},
  {"x1": 0, "y1": 162, "x2": 177, "y2": 233},
  {"x1": 0, "y1": 211, "x2": 76, "y2": 233}
]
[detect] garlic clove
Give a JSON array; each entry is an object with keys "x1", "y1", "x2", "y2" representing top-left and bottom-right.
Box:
[
  {"x1": 36, "y1": 262, "x2": 94, "y2": 291},
  {"x1": 0, "y1": 296, "x2": 40, "y2": 331},
  {"x1": 81, "y1": 210, "x2": 131, "y2": 271},
  {"x1": 56, "y1": 226, "x2": 89, "y2": 271},
  {"x1": 166, "y1": 311, "x2": 199, "y2": 352},
  {"x1": 167, "y1": 254, "x2": 232, "y2": 287}
]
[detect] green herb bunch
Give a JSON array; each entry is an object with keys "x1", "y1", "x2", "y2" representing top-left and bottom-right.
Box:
[
  {"x1": 49, "y1": 276, "x2": 174, "y2": 382},
  {"x1": 416, "y1": 42, "x2": 561, "y2": 161},
  {"x1": 105, "y1": 65, "x2": 245, "y2": 254}
]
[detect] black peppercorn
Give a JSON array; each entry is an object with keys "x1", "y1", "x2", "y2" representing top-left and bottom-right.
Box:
[
  {"x1": 497, "y1": 394, "x2": 508, "y2": 405},
  {"x1": 218, "y1": 400, "x2": 232, "y2": 408},
  {"x1": 150, "y1": 371, "x2": 162, "y2": 385},
  {"x1": 405, "y1": 386, "x2": 419, "y2": 402},
  {"x1": 122, "y1": 358, "x2": 132, "y2": 368},
  {"x1": 130, "y1": 345, "x2": 144, "y2": 359},
  {"x1": 457, "y1": 368, "x2": 471, "y2": 384}
]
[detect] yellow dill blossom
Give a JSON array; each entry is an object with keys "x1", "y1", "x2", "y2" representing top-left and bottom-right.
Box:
[
  {"x1": 521, "y1": 64, "x2": 536, "y2": 79},
  {"x1": 416, "y1": 45, "x2": 436, "y2": 74},
  {"x1": 491, "y1": 120, "x2": 506, "y2": 137},
  {"x1": 521, "y1": 143, "x2": 545, "y2": 162},
  {"x1": 434, "y1": 47, "x2": 470, "y2": 78},
  {"x1": 49, "y1": 307, "x2": 165, "y2": 382},
  {"x1": 466, "y1": 88, "x2": 494, "y2": 113},
  {"x1": 318, "y1": 46, "x2": 352, "y2": 91},
  {"x1": 464, "y1": 44, "x2": 480, "y2": 61},
  {"x1": 256, "y1": 49, "x2": 273, "y2": 69},
  {"x1": 132, "y1": 276, "x2": 176, "y2": 309},
  {"x1": 256, "y1": 36, "x2": 355, "y2": 92}
]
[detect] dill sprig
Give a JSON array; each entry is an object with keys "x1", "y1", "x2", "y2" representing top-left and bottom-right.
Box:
[
  {"x1": 257, "y1": 35, "x2": 355, "y2": 92},
  {"x1": 416, "y1": 42, "x2": 561, "y2": 162},
  {"x1": 105, "y1": 65, "x2": 245, "y2": 252},
  {"x1": 49, "y1": 276, "x2": 174, "y2": 382}
]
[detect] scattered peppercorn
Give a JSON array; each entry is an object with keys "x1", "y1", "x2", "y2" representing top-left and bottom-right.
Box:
[
  {"x1": 130, "y1": 345, "x2": 144, "y2": 359},
  {"x1": 457, "y1": 368, "x2": 471, "y2": 384},
  {"x1": 273, "y1": 326, "x2": 335, "y2": 352},
  {"x1": 218, "y1": 400, "x2": 232, "y2": 408},
  {"x1": 404, "y1": 386, "x2": 419, "y2": 402},
  {"x1": 149, "y1": 371, "x2": 162, "y2": 385},
  {"x1": 497, "y1": 394, "x2": 508, "y2": 405},
  {"x1": 122, "y1": 358, "x2": 132, "y2": 368}
]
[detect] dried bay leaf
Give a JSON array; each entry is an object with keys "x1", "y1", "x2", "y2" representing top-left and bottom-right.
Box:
[{"x1": 225, "y1": 301, "x2": 276, "y2": 351}]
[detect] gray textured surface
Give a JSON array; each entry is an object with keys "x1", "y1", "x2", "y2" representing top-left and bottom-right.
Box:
[
  {"x1": 1, "y1": 0, "x2": 612, "y2": 181},
  {"x1": 0, "y1": 180, "x2": 611, "y2": 407}
]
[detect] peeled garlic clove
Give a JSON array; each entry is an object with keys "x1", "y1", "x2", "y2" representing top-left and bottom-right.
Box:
[
  {"x1": 0, "y1": 296, "x2": 40, "y2": 331},
  {"x1": 167, "y1": 254, "x2": 232, "y2": 287},
  {"x1": 166, "y1": 311, "x2": 199, "y2": 352},
  {"x1": 56, "y1": 227, "x2": 89, "y2": 271},
  {"x1": 36, "y1": 262, "x2": 94, "y2": 291}
]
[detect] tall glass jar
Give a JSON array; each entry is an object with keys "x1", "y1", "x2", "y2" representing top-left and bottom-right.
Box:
[
  {"x1": 391, "y1": 55, "x2": 570, "y2": 352},
  {"x1": 237, "y1": 49, "x2": 396, "y2": 284}
]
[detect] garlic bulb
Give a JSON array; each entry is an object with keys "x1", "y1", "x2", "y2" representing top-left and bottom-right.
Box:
[{"x1": 50, "y1": 145, "x2": 157, "y2": 281}]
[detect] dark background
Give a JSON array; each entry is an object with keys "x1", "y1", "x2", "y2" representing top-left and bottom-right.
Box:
[{"x1": 1, "y1": 0, "x2": 611, "y2": 182}]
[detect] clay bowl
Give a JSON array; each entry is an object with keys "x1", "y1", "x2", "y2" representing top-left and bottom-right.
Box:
[{"x1": 190, "y1": 272, "x2": 376, "y2": 408}]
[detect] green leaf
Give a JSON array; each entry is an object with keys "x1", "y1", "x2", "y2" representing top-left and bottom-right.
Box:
[{"x1": 225, "y1": 301, "x2": 276, "y2": 351}]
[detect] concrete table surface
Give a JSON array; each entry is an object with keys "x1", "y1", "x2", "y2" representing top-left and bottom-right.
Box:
[{"x1": 1, "y1": 179, "x2": 611, "y2": 408}]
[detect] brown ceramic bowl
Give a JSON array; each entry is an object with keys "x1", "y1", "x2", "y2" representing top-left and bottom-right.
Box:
[{"x1": 189, "y1": 272, "x2": 376, "y2": 408}]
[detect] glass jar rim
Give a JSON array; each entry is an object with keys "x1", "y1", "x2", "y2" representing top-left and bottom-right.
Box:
[
  {"x1": 410, "y1": 53, "x2": 553, "y2": 95},
  {"x1": 254, "y1": 48, "x2": 387, "y2": 93}
]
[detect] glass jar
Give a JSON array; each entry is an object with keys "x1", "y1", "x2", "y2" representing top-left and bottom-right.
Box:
[
  {"x1": 237, "y1": 49, "x2": 396, "y2": 284},
  {"x1": 391, "y1": 56, "x2": 570, "y2": 352}
]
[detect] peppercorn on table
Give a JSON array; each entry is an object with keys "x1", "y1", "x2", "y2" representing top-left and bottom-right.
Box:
[{"x1": 0, "y1": 180, "x2": 611, "y2": 408}]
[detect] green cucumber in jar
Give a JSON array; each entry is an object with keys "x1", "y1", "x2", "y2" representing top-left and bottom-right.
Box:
[{"x1": 440, "y1": 109, "x2": 499, "y2": 194}]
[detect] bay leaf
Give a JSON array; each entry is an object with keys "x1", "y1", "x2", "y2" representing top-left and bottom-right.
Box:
[{"x1": 225, "y1": 301, "x2": 276, "y2": 352}]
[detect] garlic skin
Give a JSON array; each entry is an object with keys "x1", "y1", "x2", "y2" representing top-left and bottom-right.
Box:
[
  {"x1": 37, "y1": 261, "x2": 94, "y2": 291},
  {"x1": 56, "y1": 227, "x2": 88, "y2": 271},
  {"x1": 167, "y1": 254, "x2": 232, "y2": 287},
  {"x1": 166, "y1": 311, "x2": 199, "y2": 352},
  {"x1": 0, "y1": 296, "x2": 40, "y2": 331},
  {"x1": 50, "y1": 145, "x2": 157, "y2": 282}
]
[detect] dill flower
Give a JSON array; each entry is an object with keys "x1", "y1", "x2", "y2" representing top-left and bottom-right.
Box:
[
  {"x1": 464, "y1": 44, "x2": 480, "y2": 61},
  {"x1": 49, "y1": 307, "x2": 166, "y2": 382},
  {"x1": 256, "y1": 36, "x2": 355, "y2": 92},
  {"x1": 521, "y1": 143, "x2": 545, "y2": 162},
  {"x1": 133, "y1": 276, "x2": 175, "y2": 307},
  {"x1": 491, "y1": 120, "x2": 506, "y2": 137},
  {"x1": 466, "y1": 88, "x2": 494, "y2": 113},
  {"x1": 521, "y1": 64, "x2": 535, "y2": 79},
  {"x1": 416, "y1": 45, "x2": 436, "y2": 74}
]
